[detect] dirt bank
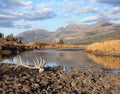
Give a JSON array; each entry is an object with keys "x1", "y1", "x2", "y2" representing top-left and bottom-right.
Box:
[{"x1": 0, "y1": 63, "x2": 120, "y2": 94}]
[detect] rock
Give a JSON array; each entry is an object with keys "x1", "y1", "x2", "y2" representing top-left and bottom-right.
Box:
[
  {"x1": 22, "y1": 85, "x2": 31, "y2": 93},
  {"x1": 16, "y1": 83, "x2": 22, "y2": 87},
  {"x1": 32, "y1": 83, "x2": 39, "y2": 88},
  {"x1": 71, "y1": 82, "x2": 76, "y2": 87},
  {"x1": 0, "y1": 64, "x2": 120, "y2": 93}
]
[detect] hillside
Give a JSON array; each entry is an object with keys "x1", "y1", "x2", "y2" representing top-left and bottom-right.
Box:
[
  {"x1": 16, "y1": 20, "x2": 120, "y2": 44},
  {"x1": 16, "y1": 29, "x2": 53, "y2": 43}
]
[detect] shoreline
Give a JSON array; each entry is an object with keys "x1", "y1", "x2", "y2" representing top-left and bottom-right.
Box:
[{"x1": 0, "y1": 63, "x2": 120, "y2": 93}]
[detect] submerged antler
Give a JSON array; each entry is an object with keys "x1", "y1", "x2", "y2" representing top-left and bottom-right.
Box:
[{"x1": 15, "y1": 55, "x2": 46, "y2": 73}]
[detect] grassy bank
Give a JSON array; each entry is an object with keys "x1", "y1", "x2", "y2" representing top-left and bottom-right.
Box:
[{"x1": 86, "y1": 39, "x2": 120, "y2": 56}]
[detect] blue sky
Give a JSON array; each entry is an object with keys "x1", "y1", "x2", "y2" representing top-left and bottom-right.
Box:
[{"x1": 0, "y1": 0, "x2": 120, "y2": 36}]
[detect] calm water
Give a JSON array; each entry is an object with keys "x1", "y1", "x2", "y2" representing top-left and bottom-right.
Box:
[{"x1": 1, "y1": 49, "x2": 120, "y2": 74}]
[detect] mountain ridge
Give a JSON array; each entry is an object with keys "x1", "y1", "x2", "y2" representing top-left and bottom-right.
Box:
[{"x1": 16, "y1": 20, "x2": 120, "y2": 44}]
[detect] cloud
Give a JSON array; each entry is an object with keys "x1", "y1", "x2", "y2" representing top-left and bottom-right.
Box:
[
  {"x1": 0, "y1": 0, "x2": 32, "y2": 9},
  {"x1": 0, "y1": 21, "x2": 14, "y2": 28},
  {"x1": 0, "y1": 20, "x2": 33, "y2": 29},
  {"x1": 25, "y1": 8, "x2": 56, "y2": 20},
  {"x1": 15, "y1": 21, "x2": 33, "y2": 29},
  {"x1": 0, "y1": 0, "x2": 56, "y2": 29},
  {"x1": 105, "y1": 6, "x2": 120, "y2": 14},
  {"x1": 75, "y1": 5, "x2": 98, "y2": 14},
  {"x1": 92, "y1": 0, "x2": 120, "y2": 6},
  {"x1": 59, "y1": 0, "x2": 83, "y2": 14},
  {"x1": 81, "y1": 7, "x2": 120, "y2": 23},
  {"x1": 33, "y1": 2, "x2": 50, "y2": 10},
  {"x1": 81, "y1": 15, "x2": 99, "y2": 23},
  {"x1": 0, "y1": 11, "x2": 25, "y2": 21},
  {"x1": 0, "y1": 8, "x2": 56, "y2": 28}
]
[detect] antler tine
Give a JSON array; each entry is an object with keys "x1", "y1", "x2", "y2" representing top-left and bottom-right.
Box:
[
  {"x1": 33, "y1": 58, "x2": 37, "y2": 66},
  {"x1": 41, "y1": 59, "x2": 45, "y2": 67},
  {"x1": 35, "y1": 57, "x2": 39, "y2": 66},
  {"x1": 26, "y1": 59, "x2": 29, "y2": 66},
  {"x1": 19, "y1": 55, "x2": 23, "y2": 65},
  {"x1": 39, "y1": 57, "x2": 43, "y2": 67}
]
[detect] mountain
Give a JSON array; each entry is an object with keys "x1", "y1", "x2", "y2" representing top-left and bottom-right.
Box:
[
  {"x1": 16, "y1": 20, "x2": 120, "y2": 44},
  {"x1": 16, "y1": 29, "x2": 53, "y2": 43}
]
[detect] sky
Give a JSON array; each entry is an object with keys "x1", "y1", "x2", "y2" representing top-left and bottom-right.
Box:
[{"x1": 0, "y1": 0, "x2": 120, "y2": 36}]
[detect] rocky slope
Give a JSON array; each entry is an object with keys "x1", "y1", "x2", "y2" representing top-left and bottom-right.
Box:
[{"x1": 16, "y1": 20, "x2": 120, "y2": 44}]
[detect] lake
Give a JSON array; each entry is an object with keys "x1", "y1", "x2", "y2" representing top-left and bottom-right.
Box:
[{"x1": 1, "y1": 49, "x2": 120, "y2": 74}]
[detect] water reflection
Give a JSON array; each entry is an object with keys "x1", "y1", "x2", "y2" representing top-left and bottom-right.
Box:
[
  {"x1": 11, "y1": 50, "x2": 106, "y2": 71},
  {"x1": 87, "y1": 53, "x2": 120, "y2": 70},
  {"x1": 1, "y1": 49, "x2": 120, "y2": 74},
  {"x1": 0, "y1": 54, "x2": 16, "y2": 63}
]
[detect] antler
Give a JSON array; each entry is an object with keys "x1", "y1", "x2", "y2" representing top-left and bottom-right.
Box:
[{"x1": 15, "y1": 55, "x2": 46, "y2": 73}]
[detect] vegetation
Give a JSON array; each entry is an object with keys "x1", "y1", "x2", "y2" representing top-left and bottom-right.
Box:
[
  {"x1": 0, "y1": 33, "x2": 4, "y2": 38},
  {"x1": 86, "y1": 39, "x2": 120, "y2": 56},
  {"x1": 6, "y1": 33, "x2": 15, "y2": 41},
  {"x1": 58, "y1": 38, "x2": 64, "y2": 44}
]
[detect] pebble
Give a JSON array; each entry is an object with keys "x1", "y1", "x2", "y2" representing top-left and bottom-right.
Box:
[{"x1": 0, "y1": 63, "x2": 120, "y2": 94}]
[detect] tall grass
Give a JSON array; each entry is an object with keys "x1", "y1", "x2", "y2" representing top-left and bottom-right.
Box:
[{"x1": 86, "y1": 39, "x2": 120, "y2": 56}]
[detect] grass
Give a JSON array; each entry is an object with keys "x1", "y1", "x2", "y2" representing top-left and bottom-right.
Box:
[{"x1": 86, "y1": 39, "x2": 120, "y2": 56}]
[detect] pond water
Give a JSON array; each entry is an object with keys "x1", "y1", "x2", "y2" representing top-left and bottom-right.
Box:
[{"x1": 1, "y1": 49, "x2": 120, "y2": 74}]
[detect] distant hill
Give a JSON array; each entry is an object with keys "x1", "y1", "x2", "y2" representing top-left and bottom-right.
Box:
[
  {"x1": 16, "y1": 29, "x2": 53, "y2": 43},
  {"x1": 16, "y1": 20, "x2": 120, "y2": 44}
]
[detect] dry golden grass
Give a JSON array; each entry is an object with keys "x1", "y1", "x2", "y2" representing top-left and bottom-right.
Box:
[
  {"x1": 86, "y1": 39, "x2": 120, "y2": 56},
  {"x1": 44, "y1": 44, "x2": 87, "y2": 49},
  {"x1": 87, "y1": 53, "x2": 120, "y2": 70}
]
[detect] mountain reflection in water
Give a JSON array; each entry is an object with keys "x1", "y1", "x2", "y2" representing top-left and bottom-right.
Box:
[
  {"x1": 1, "y1": 50, "x2": 120, "y2": 74},
  {"x1": 87, "y1": 53, "x2": 120, "y2": 70}
]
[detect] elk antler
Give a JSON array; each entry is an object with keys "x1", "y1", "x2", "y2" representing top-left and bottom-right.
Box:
[{"x1": 15, "y1": 55, "x2": 46, "y2": 73}]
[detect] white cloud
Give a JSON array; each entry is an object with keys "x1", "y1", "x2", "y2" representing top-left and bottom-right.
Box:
[
  {"x1": 33, "y1": 3, "x2": 48, "y2": 10},
  {"x1": 105, "y1": 7, "x2": 120, "y2": 14},
  {"x1": 75, "y1": 5, "x2": 98, "y2": 14},
  {"x1": 15, "y1": 21, "x2": 33, "y2": 29},
  {"x1": 0, "y1": 0, "x2": 120, "y2": 30},
  {"x1": 0, "y1": 0, "x2": 32, "y2": 9},
  {"x1": 81, "y1": 7, "x2": 120, "y2": 23},
  {"x1": 25, "y1": 8, "x2": 56, "y2": 20},
  {"x1": 61, "y1": 0, "x2": 83, "y2": 13},
  {"x1": 0, "y1": 0, "x2": 56, "y2": 29},
  {"x1": 81, "y1": 15, "x2": 99, "y2": 23}
]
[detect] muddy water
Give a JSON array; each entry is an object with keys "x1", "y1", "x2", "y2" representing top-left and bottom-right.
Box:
[{"x1": 1, "y1": 49, "x2": 120, "y2": 74}]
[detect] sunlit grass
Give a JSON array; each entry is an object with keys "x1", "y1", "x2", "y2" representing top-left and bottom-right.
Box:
[{"x1": 86, "y1": 39, "x2": 120, "y2": 56}]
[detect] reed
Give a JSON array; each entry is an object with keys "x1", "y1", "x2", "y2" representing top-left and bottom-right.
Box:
[{"x1": 86, "y1": 39, "x2": 120, "y2": 56}]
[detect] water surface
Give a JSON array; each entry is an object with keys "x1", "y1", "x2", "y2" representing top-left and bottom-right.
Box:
[{"x1": 1, "y1": 49, "x2": 120, "y2": 74}]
